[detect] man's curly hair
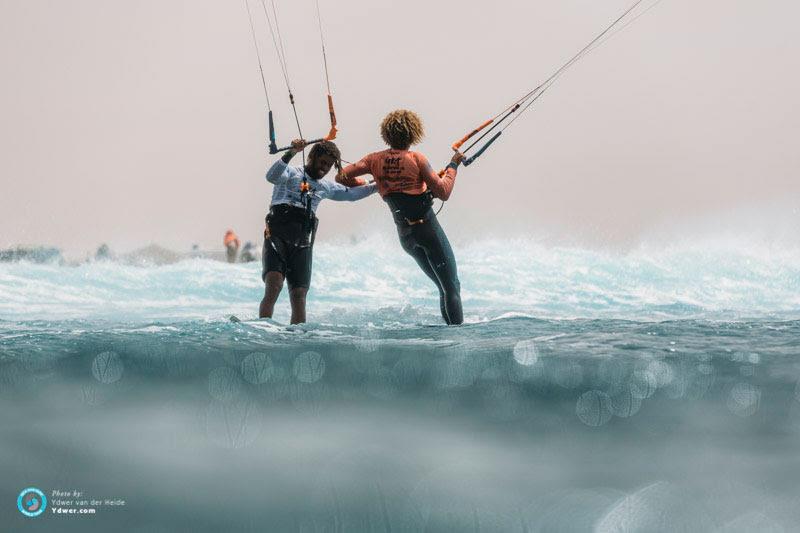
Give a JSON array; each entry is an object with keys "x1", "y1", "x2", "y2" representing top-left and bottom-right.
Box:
[
  {"x1": 380, "y1": 109, "x2": 424, "y2": 150},
  {"x1": 308, "y1": 140, "x2": 341, "y2": 166}
]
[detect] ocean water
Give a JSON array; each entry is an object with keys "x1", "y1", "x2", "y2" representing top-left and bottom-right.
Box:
[{"x1": 2, "y1": 236, "x2": 800, "y2": 531}]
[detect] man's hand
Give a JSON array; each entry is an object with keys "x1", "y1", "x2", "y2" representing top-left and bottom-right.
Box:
[
  {"x1": 451, "y1": 151, "x2": 465, "y2": 166},
  {"x1": 289, "y1": 139, "x2": 307, "y2": 154}
]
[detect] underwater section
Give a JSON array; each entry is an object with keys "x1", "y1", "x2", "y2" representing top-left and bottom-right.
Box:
[{"x1": 2, "y1": 316, "x2": 800, "y2": 531}]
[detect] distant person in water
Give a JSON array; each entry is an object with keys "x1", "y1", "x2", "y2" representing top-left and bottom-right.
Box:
[
  {"x1": 240, "y1": 241, "x2": 256, "y2": 263},
  {"x1": 338, "y1": 110, "x2": 465, "y2": 325},
  {"x1": 224, "y1": 229, "x2": 240, "y2": 263},
  {"x1": 261, "y1": 139, "x2": 377, "y2": 324},
  {"x1": 95, "y1": 243, "x2": 112, "y2": 261}
]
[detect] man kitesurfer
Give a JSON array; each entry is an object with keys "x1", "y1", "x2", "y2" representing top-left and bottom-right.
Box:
[
  {"x1": 261, "y1": 139, "x2": 376, "y2": 324},
  {"x1": 337, "y1": 110, "x2": 465, "y2": 325}
]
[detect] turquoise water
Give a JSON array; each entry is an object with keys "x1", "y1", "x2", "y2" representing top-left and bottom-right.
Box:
[
  {"x1": 2, "y1": 237, "x2": 800, "y2": 531},
  {"x1": 2, "y1": 236, "x2": 799, "y2": 323}
]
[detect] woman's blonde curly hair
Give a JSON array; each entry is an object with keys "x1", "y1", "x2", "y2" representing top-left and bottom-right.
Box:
[{"x1": 380, "y1": 109, "x2": 424, "y2": 149}]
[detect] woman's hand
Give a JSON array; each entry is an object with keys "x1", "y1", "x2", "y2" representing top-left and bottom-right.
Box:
[{"x1": 451, "y1": 151, "x2": 465, "y2": 166}]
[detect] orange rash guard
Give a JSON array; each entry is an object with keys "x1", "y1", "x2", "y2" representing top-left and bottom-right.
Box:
[
  {"x1": 338, "y1": 149, "x2": 457, "y2": 200},
  {"x1": 224, "y1": 232, "x2": 240, "y2": 248}
]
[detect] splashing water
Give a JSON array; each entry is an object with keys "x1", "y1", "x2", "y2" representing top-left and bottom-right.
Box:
[{"x1": 1, "y1": 235, "x2": 798, "y2": 323}]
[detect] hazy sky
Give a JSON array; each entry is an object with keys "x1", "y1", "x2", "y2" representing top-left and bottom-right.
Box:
[{"x1": 1, "y1": 0, "x2": 798, "y2": 254}]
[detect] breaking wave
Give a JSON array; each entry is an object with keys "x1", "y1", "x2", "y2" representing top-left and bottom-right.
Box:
[{"x1": 1, "y1": 235, "x2": 797, "y2": 323}]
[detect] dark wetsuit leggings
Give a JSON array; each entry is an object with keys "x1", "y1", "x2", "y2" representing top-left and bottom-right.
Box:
[{"x1": 396, "y1": 210, "x2": 463, "y2": 325}]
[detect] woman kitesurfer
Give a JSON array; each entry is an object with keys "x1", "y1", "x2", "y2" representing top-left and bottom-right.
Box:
[
  {"x1": 261, "y1": 139, "x2": 377, "y2": 323},
  {"x1": 338, "y1": 110, "x2": 465, "y2": 325}
]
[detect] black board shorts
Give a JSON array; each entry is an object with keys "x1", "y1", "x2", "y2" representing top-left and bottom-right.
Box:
[{"x1": 261, "y1": 206, "x2": 315, "y2": 290}]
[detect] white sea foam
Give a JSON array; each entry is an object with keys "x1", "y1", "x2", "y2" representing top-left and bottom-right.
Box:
[{"x1": 1, "y1": 235, "x2": 798, "y2": 323}]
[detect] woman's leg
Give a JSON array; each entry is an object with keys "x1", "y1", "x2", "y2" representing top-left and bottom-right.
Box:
[
  {"x1": 400, "y1": 236, "x2": 448, "y2": 319},
  {"x1": 417, "y1": 216, "x2": 463, "y2": 325},
  {"x1": 398, "y1": 219, "x2": 462, "y2": 325}
]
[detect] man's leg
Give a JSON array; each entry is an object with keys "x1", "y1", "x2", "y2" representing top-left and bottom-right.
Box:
[
  {"x1": 288, "y1": 287, "x2": 308, "y2": 324},
  {"x1": 285, "y1": 243, "x2": 312, "y2": 325},
  {"x1": 259, "y1": 271, "x2": 284, "y2": 318}
]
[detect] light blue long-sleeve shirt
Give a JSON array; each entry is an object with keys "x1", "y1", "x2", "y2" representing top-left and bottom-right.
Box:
[{"x1": 266, "y1": 159, "x2": 377, "y2": 213}]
